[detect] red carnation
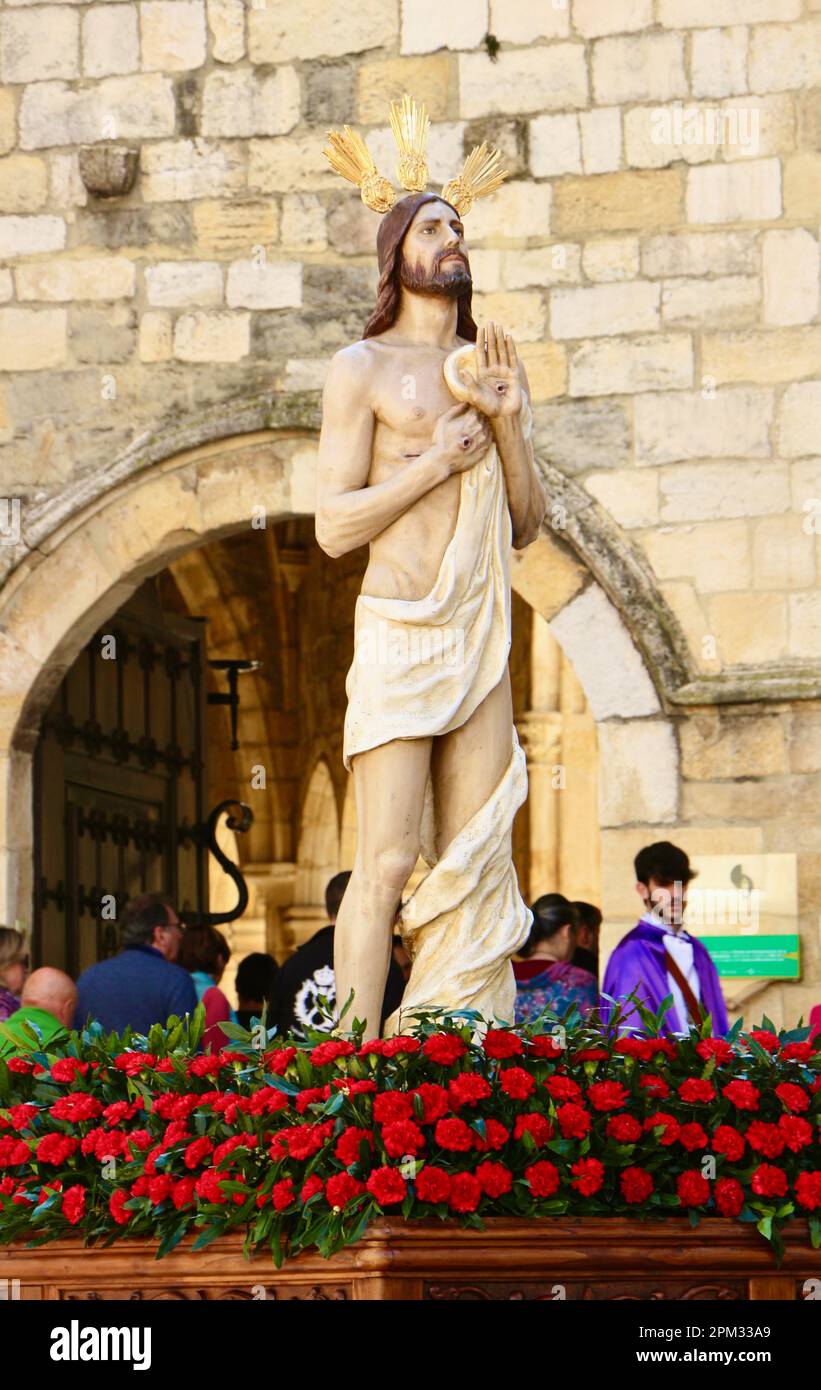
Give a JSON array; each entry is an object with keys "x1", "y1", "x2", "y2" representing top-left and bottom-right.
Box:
[
  {"x1": 422, "y1": 1034, "x2": 467, "y2": 1066},
  {"x1": 380, "y1": 1036, "x2": 422, "y2": 1057},
  {"x1": 571, "y1": 1157, "x2": 605, "y2": 1196},
  {"x1": 781, "y1": 1042, "x2": 815, "y2": 1063},
  {"x1": 746, "y1": 1029, "x2": 779, "y2": 1053},
  {"x1": 500, "y1": 1067, "x2": 536, "y2": 1101},
  {"x1": 415, "y1": 1166, "x2": 451, "y2": 1203},
  {"x1": 513, "y1": 1112, "x2": 553, "y2": 1145},
  {"x1": 114, "y1": 1053, "x2": 156, "y2": 1075},
  {"x1": 109, "y1": 1189, "x2": 131, "y2": 1225},
  {"x1": 778, "y1": 1114, "x2": 813, "y2": 1152},
  {"x1": 639, "y1": 1074, "x2": 670, "y2": 1099},
  {"x1": 35, "y1": 1133, "x2": 78, "y2": 1165},
  {"x1": 556, "y1": 1102, "x2": 591, "y2": 1139},
  {"x1": 448, "y1": 1073, "x2": 492, "y2": 1109},
  {"x1": 775, "y1": 1082, "x2": 809, "y2": 1114},
  {"x1": 606, "y1": 1114, "x2": 642, "y2": 1144},
  {"x1": 332, "y1": 1078, "x2": 377, "y2": 1096},
  {"x1": 49, "y1": 1094, "x2": 103, "y2": 1123},
  {"x1": 49, "y1": 1058, "x2": 90, "y2": 1083},
  {"x1": 620, "y1": 1166, "x2": 654, "y2": 1204},
  {"x1": 0, "y1": 1137, "x2": 31, "y2": 1165},
  {"x1": 721, "y1": 1079, "x2": 760, "y2": 1111},
  {"x1": 285, "y1": 1120, "x2": 334, "y2": 1161},
  {"x1": 147, "y1": 1175, "x2": 174, "y2": 1205},
  {"x1": 677, "y1": 1170, "x2": 711, "y2": 1207},
  {"x1": 382, "y1": 1120, "x2": 426, "y2": 1159},
  {"x1": 335, "y1": 1126, "x2": 373, "y2": 1167},
  {"x1": 647, "y1": 1039, "x2": 678, "y2": 1061},
  {"x1": 475, "y1": 1160, "x2": 513, "y2": 1198},
  {"x1": 265, "y1": 1047, "x2": 296, "y2": 1074},
  {"x1": 544, "y1": 1075, "x2": 582, "y2": 1103},
  {"x1": 373, "y1": 1091, "x2": 415, "y2": 1124},
  {"x1": 301, "y1": 1175, "x2": 324, "y2": 1203},
  {"x1": 677, "y1": 1078, "x2": 716, "y2": 1105},
  {"x1": 795, "y1": 1172, "x2": 821, "y2": 1211},
  {"x1": 434, "y1": 1117, "x2": 474, "y2": 1152},
  {"x1": 172, "y1": 1177, "x2": 196, "y2": 1211},
  {"x1": 586, "y1": 1081, "x2": 628, "y2": 1112},
  {"x1": 310, "y1": 1039, "x2": 356, "y2": 1067},
  {"x1": 366, "y1": 1166, "x2": 407, "y2": 1206},
  {"x1": 272, "y1": 1178, "x2": 295, "y2": 1211},
  {"x1": 475, "y1": 1118, "x2": 511, "y2": 1152},
  {"x1": 525, "y1": 1160, "x2": 560, "y2": 1199},
  {"x1": 712, "y1": 1124, "x2": 746, "y2": 1161},
  {"x1": 325, "y1": 1172, "x2": 365, "y2": 1208},
  {"x1": 483, "y1": 1029, "x2": 524, "y2": 1059},
  {"x1": 412, "y1": 1083, "x2": 450, "y2": 1124},
  {"x1": 183, "y1": 1136, "x2": 214, "y2": 1169},
  {"x1": 6, "y1": 1058, "x2": 33, "y2": 1074},
  {"x1": 644, "y1": 1111, "x2": 680, "y2": 1145},
  {"x1": 751, "y1": 1164, "x2": 788, "y2": 1199},
  {"x1": 746, "y1": 1121, "x2": 785, "y2": 1159},
  {"x1": 296, "y1": 1086, "x2": 330, "y2": 1115},
  {"x1": 527, "y1": 1035, "x2": 563, "y2": 1059},
  {"x1": 448, "y1": 1171, "x2": 482, "y2": 1212},
  {"x1": 615, "y1": 1038, "x2": 653, "y2": 1061},
  {"x1": 695, "y1": 1038, "x2": 734, "y2": 1064},
  {"x1": 61, "y1": 1185, "x2": 85, "y2": 1226},
  {"x1": 714, "y1": 1177, "x2": 744, "y2": 1217},
  {"x1": 678, "y1": 1122, "x2": 708, "y2": 1152}
]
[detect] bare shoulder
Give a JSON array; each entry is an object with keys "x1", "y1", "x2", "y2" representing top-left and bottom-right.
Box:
[
  {"x1": 323, "y1": 341, "x2": 381, "y2": 412},
  {"x1": 328, "y1": 340, "x2": 382, "y2": 380}
]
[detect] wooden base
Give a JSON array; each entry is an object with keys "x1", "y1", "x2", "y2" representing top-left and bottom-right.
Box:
[{"x1": 2, "y1": 1218, "x2": 814, "y2": 1301}]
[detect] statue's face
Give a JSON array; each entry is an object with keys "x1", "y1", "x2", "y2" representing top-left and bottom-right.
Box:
[{"x1": 399, "y1": 198, "x2": 472, "y2": 297}]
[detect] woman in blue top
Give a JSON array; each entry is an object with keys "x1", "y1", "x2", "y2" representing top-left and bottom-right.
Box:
[{"x1": 513, "y1": 894, "x2": 598, "y2": 1025}]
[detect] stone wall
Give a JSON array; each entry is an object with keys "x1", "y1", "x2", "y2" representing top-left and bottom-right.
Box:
[{"x1": 1, "y1": 0, "x2": 821, "y2": 1026}]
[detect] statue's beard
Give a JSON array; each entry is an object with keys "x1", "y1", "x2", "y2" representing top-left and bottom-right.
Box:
[{"x1": 399, "y1": 250, "x2": 472, "y2": 298}]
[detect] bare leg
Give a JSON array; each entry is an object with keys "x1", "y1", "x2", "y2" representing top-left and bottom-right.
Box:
[
  {"x1": 334, "y1": 734, "x2": 432, "y2": 1038},
  {"x1": 431, "y1": 668, "x2": 514, "y2": 857}
]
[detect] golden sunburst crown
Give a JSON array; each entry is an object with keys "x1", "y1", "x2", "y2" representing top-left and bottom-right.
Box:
[{"x1": 322, "y1": 92, "x2": 509, "y2": 215}]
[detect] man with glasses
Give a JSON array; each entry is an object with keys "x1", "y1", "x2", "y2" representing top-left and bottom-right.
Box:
[{"x1": 74, "y1": 893, "x2": 197, "y2": 1035}]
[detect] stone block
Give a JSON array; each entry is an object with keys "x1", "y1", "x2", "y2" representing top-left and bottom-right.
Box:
[
  {"x1": 686, "y1": 157, "x2": 782, "y2": 224},
  {"x1": 401, "y1": 0, "x2": 486, "y2": 54},
  {"x1": 472, "y1": 291, "x2": 548, "y2": 342},
  {"x1": 82, "y1": 4, "x2": 139, "y2": 78},
  {"x1": 679, "y1": 712, "x2": 787, "y2": 782},
  {"x1": 207, "y1": 0, "x2": 244, "y2": 63},
  {"x1": 579, "y1": 107, "x2": 622, "y2": 175},
  {"x1": 248, "y1": 135, "x2": 333, "y2": 193},
  {"x1": 551, "y1": 584, "x2": 660, "y2": 719},
  {"x1": 138, "y1": 310, "x2": 172, "y2": 362},
  {"x1": 201, "y1": 67, "x2": 299, "y2": 138},
  {"x1": 641, "y1": 230, "x2": 759, "y2": 278},
  {"x1": 582, "y1": 237, "x2": 639, "y2": 281},
  {"x1": 661, "y1": 275, "x2": 760, "y2": 329},
  {"x1": 19, "y1": 76, "x2": 176, "y2": 150},
  {"x1": 783, "y1": 153, "x2": 821, "y2": 221},
  {"x1": 750, "y1": 19, "x2": 821, "y2": 95},
  {"x1": 145, "y1": 260, "x2": 223, "y2": 307},
  {"x1": 0, "y1": 307, "x2": 66, "y2": 370},
  {"x1": 0, "y1": 214, "x2": 65, "y2": 259},
  {"x1": 762, "y1": 229, "x2": 819, "y2": 327},
  {"x1": 643, "y1": 520, "x2": 751, "y2": 592},
  {"x1": 15, "y1": 256, "x2": 135, "y2": 301},
  {"x1": 584, "y1": 469, "x2": 658, "y2": 529},
  {"x1": 141, "y1": 139, "x2": 245, "y2": 202},
  {"x1": 327, "y1": 197, "x2": 382, "y2": 256},
  {"x1": 707, "y1": 592, "x2": 788, "y2": 663},
  {"x1": 789, "y1": 593, "x2": 821, "y2": 659},
  {"x1": 69, "y1": 304, "x2": 136, "y2": 363},
  {"x1": 281, "y1": 193, "x2": 327, "y2": 251},
  {"x1": 0, "y1": 270, "x2": 11, "y2": 303},
  {"x1": 624, "y1": 103, "x2": 718, "y2": 170},
  {"x1": 636, "y1": 383, "x2": 774, "y2": 464},
  {"x1": 551, "y1": 280, "x2": 659, "y2": 338},
  {"x1": 139, "y1": 1, "x2": 207, "y2": 72},
  {"x1": 302, "y1": 62, "x2": 356, "y2": 126},
  {"x1": 468, "y1": 181, "x2": 552, "y2": 243},
  {"x1": 529, "y1": 113, "x2": 582, "y2": 177},
  {"x1": 753, "y1": 516, "x2": 816, "y2": 590},
  {"x1": 517, "y1": 342, "x2": 567, "y2": 401},
  {"x1": 659, "y1": 0, "x2": 800, "y2": 23},
  {"x1": 659, "y1": 461, "x2": 789, "y2": 522},
  {"x1": 719, "y1": 94, "x2": 795, "y2": 163},
  {"x1": 173, "y1": 310, "x2": 249, "y2": 362},
  {"x1": 502, "y1": 244, "x2": 582, "y2": 288},
  {"x1": 356, "y1": 54, "x2": 450, "y2": 123},
  {"x1": 75, "y1": 203, "x2": 191, "y2": 250},
  {"x1": 568, "y1": 333, "x2": 693, "y2": 397},
  {"x1": 0, "y1": 6, "x2": 79, "y2": 83},
  {"x1": 779, "y1": 382, "x2": 821, "y2": 459},
  {"x1": 553, "y1": 170, "x2": 683, "y2": 236},
  {"x1": 459, "y1": 46, "x2": 588, "y2": 118},
  {"x1": 598, "y1": 720, "x2": 677, "y2": 825},
  {"x1": 572, "y1": 0, "x2": 652, "y2": 39},
  {"x1": 250, "y1": 0, "x2": 396, "y2": 63},
  {"x1": 691, "y1": 26, "x2": 748, "y2": 99},
  {"x1": 226, "y1": 259, "x2": 302, "y2": 309},
  {"x1": 192, "y1": 199, "x2": 279, "y2": 256},
  {"x1": 0, "y1": 155, "x2": 47, "y2": 214},
  {"x1": 592, "y1": 33, "x2": 687, "y2": 105},
  {"x1": 532, "y1": 399, "x2": 631, "y2": 475},
  {"x1": 703, "y1": 328, "x2": 821, "y2": 386},
  {"x1": 48, "y1": 152, "x2": 87, "y2": 209}
]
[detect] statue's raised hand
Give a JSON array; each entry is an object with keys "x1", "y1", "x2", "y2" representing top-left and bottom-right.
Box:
[{"x1": 458, "y1": 322, "x2": 523, "y2": 419}]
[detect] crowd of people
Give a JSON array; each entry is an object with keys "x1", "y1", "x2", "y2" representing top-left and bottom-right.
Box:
[{"x1": 1, "y1": 840, "x2": 819, "y2": 1055}]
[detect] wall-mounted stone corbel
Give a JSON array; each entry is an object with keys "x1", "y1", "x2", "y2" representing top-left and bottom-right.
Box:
[{"x1": 78, "y1": 145, "x2": 139, "y2": 198}]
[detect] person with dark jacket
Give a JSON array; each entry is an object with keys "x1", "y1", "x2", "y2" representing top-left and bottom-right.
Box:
[
  {"x1": 271, "y1": 872, "x2": 404, "y2": 1040},
  {"x1": 571, "y1": 900, "x2": 602, "y2": 978},
  {"x1": 74, "y1": 893, "x2": 197, "y2": 1035},
  {"x1": 235, "y1": 952, "x2": 279, "y2": 1030}
]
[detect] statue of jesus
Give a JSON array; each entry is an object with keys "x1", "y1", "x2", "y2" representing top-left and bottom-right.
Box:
[{"x1": 316, "y1": 114, "x2": 547, "y2": 1040}]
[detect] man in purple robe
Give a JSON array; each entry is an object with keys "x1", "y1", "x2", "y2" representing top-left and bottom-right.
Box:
[{"x1": 600, "y1": 841, "x2": 728, "y2": 1038}]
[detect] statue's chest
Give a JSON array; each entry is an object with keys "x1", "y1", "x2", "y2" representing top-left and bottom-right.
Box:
[{"x1": 374, "y1": 359, "x2": 457, "y2": 436}]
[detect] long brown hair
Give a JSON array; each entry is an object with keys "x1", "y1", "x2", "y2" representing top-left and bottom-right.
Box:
[{"x1": 362, "y1": 191, "x2": 478, "y2": 342}]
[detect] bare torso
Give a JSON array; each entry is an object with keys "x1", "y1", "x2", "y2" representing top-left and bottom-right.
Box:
[{"x1": 355, "y1": 333, "x2": 484, "y2": 600}]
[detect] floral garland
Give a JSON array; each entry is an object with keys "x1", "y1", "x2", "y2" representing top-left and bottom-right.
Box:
[{"x1": 1, "y1": 1005, "x2": 820, "y2": 1264}]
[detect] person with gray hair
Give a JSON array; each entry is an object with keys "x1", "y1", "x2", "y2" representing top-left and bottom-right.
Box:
[
  {"x1": 0, "y1": 967, "x2": 76, "y2": 1056},
  {"x1": 74, "y1": 892, "x2": 197, "y2": 1035}
]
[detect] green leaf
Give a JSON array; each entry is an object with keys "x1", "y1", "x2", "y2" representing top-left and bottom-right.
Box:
[{"x1": 756, "y1": 1214, "x2": 773, "y2": 1241}]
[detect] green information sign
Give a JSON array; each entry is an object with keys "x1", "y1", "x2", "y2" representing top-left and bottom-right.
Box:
[{"x1": 701, "y1": 934, "x2": 800, "y2": 979}]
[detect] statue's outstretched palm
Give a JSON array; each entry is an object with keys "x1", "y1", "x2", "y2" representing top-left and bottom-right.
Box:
[{"x1": 459, "y1": 321, "x2": 522, "y2": 419}]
